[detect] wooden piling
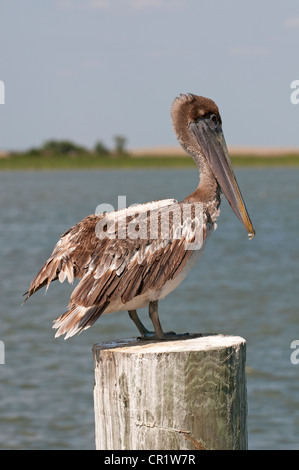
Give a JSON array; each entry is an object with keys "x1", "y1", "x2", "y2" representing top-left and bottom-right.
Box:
[{"x1": 93, "y1": 334, "x2": 247, "y2": 450}]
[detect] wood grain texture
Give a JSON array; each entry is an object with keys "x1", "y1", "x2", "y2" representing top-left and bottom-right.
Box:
[{"x1": 93, "y1": 334, "x2": 247, "y2": 450}]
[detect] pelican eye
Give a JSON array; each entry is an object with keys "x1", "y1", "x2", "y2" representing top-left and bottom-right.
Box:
[{"x1": 210, "y1": 114, "x2": 218, "y2": 124}]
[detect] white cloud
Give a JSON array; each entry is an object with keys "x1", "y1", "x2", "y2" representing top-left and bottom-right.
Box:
[
  {"x1": 87, "y1": 0, "x2": 109, "y2": 9},
  {"x1": 283, "y1": 17, "x2": 299, "y2": 29},
  {"x1": 83, "y1": 58, "x2": 102, "y2": 69},
  {"x1": 56, "y1": 67, "x2": 78, "y2": 79},
  {"x1": 57, "y1": 0, "x2": 184, "y2": 11},
  {"x1": 130, "y1": 0, "x2": 162, "y2": 9},
  {"x1": 57, "y1": 0, "x2": 109, "y2": 10},
  {"x1": 130, "y1": 0, "x2": 184, "y2": 10},
  {"x1": 227, "y1": 46, "x2": 270, "y2": 57}
]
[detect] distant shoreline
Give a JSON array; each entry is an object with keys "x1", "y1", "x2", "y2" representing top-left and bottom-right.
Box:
[
  {"x1": 1, "y1": 146, "x2": 299, "y2": 170},
  {"x1": 130, "y1": 145, "x2": 299, "y2": 157}
]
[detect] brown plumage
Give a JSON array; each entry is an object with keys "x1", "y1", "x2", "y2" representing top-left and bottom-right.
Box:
[{"x1": 25, "y1": 94, "x2": 255, "y2": 339}]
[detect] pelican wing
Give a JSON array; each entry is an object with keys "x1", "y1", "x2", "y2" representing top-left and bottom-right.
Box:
[
  {"x1": 51, "y1": 200, "x2": 204, "y2": 338},
  {"x1": 25, "y1": 199, "x2": 178, "y2": 301},
  {"x1": 24, "y1": 214, "x2": 102, "y2": 300}
]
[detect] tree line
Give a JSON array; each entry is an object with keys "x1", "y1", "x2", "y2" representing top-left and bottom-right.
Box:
[{"x1": 23, "y1": 135, "x2": 128, "y2": 157}]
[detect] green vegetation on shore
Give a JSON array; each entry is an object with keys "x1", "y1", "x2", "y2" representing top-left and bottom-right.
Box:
[{"x1": 1, "y1": 138, "x2": 299, "y2": 170}]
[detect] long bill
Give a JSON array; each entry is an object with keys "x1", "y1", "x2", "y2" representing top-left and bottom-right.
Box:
[{"x1": 190, "y1": 118, "x2": 255, "y2": 239}]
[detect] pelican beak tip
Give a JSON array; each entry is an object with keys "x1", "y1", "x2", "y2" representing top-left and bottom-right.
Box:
[{"x1": 248, "y1": 229, "x2": 256, "y2": 240}]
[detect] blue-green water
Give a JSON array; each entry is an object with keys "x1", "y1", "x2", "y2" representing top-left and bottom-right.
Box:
[{"x1": 0, "y1": 168, "x2": 299, "y2": 449}]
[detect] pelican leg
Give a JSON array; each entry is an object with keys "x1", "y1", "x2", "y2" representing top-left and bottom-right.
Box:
[
  {"x1": 130, "y1": 302, "x2": 189, "y2": 341},
  {"x1": 148, "y1": 300, "x2": 166, "y2": 339},
  {"x1": 149, "y1": 300, "x2": 190, "y2": 340},
  {"x1": 128, "y1": 310, "x2": 154, "y2": 337}
]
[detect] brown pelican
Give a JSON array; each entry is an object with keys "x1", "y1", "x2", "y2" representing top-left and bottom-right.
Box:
[{"x1": 25, "y1": 94, "x2": 255, "y2": 339}]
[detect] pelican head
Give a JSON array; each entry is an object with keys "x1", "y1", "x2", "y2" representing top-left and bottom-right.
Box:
[{"x1": 171, "y1": 93, "x2": 255, "y2": 239}]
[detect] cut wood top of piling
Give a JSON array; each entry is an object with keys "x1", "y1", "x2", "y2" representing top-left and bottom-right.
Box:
[{"x1": 93, "y1": 333, "x2": 246, "y2": 355}]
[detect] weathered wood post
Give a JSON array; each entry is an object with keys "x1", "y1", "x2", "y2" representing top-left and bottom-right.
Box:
[{"x1": 93, "y1": 334, "x2": 247, "y2": 450}]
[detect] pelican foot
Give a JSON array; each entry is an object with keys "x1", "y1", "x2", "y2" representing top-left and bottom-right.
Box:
[
  {"x1": 137, "y1": 331, "x2": 190, "y2": 341},
  {"x1": 162, "y1": 331, "x2": 190, "y2": 340},
  {"x1": 137, "y1": 331, "x2": 155, "y2": 340}
]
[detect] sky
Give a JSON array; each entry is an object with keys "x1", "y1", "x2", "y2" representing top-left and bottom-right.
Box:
[{"x1": 1, "y1": 0, "x2": 299, "y2": 151}]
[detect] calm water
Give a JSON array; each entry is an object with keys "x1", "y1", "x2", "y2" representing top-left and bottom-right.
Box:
[{"x1": 0, "y1": 168, "x2": 299, "y2": 450}]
